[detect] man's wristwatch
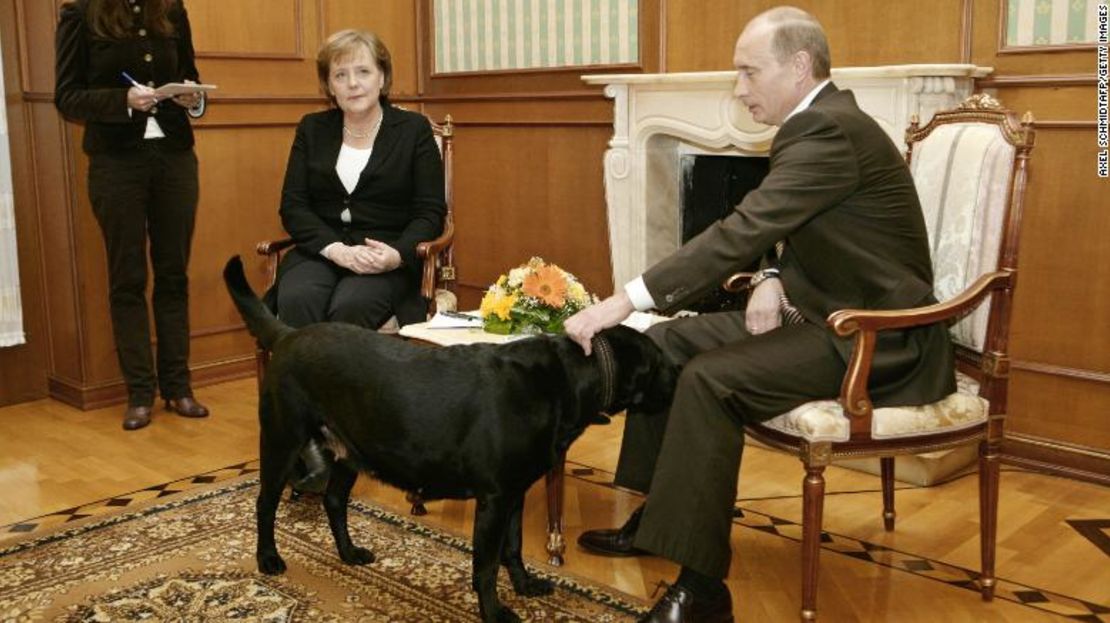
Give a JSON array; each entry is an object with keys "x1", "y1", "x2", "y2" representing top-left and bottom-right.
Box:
[{"x1": 748, "y1": 268, "x2": 781, "y2": 290}]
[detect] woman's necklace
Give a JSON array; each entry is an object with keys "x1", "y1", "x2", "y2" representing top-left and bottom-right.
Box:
[{"x1": 343, "y1": 112, "x2": 383, "y2": 140}]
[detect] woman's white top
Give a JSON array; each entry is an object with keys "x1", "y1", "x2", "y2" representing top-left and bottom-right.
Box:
[{"x1": 335, "y1": 143, "x2": 373, "y2": 223}]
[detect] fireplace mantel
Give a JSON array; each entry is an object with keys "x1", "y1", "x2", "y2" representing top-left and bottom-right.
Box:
[{"x1": 583, "y1": 64, "x2": 992, "y2": 290}]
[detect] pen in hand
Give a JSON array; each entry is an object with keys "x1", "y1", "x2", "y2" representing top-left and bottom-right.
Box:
[
  {"x1": 121, "y1": 71, "x2": 158, "y2": 112},
  {"x1": 120, "y1": 71, "x2": 142, "y2": 88}
]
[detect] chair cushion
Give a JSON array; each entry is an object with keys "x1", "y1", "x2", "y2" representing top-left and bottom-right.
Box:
[{"x1": 758, "y1": 372, "x2": 987, "y2": 442}]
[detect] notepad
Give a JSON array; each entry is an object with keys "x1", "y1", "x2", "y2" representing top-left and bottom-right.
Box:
[{"x1": 154, "y1": 82, "x2": 218, "y2": 97}]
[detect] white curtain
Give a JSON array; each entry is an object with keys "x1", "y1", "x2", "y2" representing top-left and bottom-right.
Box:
[{"x1": 0, "y1": 37, "x2": 25, "y2": 348}]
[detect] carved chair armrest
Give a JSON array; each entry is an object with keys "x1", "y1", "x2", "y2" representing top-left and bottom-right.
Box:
[
  {"x1": 255, "y1": 237, "x2": 294, "y2": 289},
  {"x1": 415, "y1": 220, "x2": 455, "y2": 301},
  {"x1": 256, "y1": 237, "x2": 295, "y2": 257},
  {"x1": 416, "y1": 220, "x2": 454, "y2": 259},
  {"x1": 827, "y1": 270, "x2": 1014, "y2": 433}
]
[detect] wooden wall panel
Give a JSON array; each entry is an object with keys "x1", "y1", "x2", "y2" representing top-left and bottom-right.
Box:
[
  {"x1": 433, "y1": 124, "x2": 614, "y2": 307},
  {"x1": 189, "y1": 0, "x2": 304, "y2": 58},
  {"x1": 0, "y1": 0, "x2": 49, "y2": 406},
  {"x1": 323, "y1": 0, "x2": 419, "y2": 98},
  {"x1": 982, "y1": 84, "x2": 1097, "y2": 121},
  {"x1": 1009, "y1": 372, "x2": 1110, "y2": 453},
  {"x1": 33, "y1": 110, "x2": 82, "y2": 386},
  {"x1": 15, "y1": 0, "x2": 60, "y2": 93},
  {"x1": 1009, "y1": 129, "x2": 1109, "y2": 374},
  {"x1": 966, "y1": 0, "x2": 1108, "y2": 477},
  {"x1": 665, "y1": 0, "x2": 967, "y2": 72}
]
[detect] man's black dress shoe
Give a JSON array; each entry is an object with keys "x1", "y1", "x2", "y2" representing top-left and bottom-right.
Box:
[
  {"x1": 578, "y1": 503, "x2": 648, "y2": 556},
  {"x1": 638, "y1": 583, "x2": 734, "y2": 623},
  {"x1": 164, "y1": 396, "x2": 209, "y2": 418}
]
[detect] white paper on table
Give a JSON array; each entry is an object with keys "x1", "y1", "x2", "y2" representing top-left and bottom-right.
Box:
[{"x1": 425, "y1": 311, "x2": 484, "y2": 329}]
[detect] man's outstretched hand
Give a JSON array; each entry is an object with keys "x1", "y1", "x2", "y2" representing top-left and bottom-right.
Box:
[{"x1": 564, "y1": 291, "x2": 635, "y2": 356}]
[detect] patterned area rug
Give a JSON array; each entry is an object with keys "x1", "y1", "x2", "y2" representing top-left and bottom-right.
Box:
[{"x1": 0, "y1": 478, "x2": 644, "y2": 622}]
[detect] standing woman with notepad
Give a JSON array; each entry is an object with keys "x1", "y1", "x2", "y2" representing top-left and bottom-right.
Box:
[{"x1": 55, "y1": 0, "x2": 210, "y2": 431}]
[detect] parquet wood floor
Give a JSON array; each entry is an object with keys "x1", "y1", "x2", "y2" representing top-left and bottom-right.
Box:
[{"x1": 1, "y1": 378, "x2": 1106, "y2": 621}]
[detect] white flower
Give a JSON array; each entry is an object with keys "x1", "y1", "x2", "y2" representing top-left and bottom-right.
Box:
[{"x1": 507, "y1": 267, "x2": 527, "y2": 288}]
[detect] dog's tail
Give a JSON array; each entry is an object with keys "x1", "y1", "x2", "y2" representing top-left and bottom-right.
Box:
[{"x1": 223, "y1": 256, "x2": 292, "y2": 350}]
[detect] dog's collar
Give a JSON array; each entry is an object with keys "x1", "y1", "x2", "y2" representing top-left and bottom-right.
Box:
[{"x1": 593, "y1": 335, "x2": 616, "y2": 412}]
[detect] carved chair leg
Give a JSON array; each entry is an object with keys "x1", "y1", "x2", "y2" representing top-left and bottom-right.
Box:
[
  {"x1": 978, "y1": 438, "x2": 1000, "y2": 601},
  {"x1": 801, "y1": 463, "x2": 827, "y2": 622},
  {"x1": 880, "y1": 456, "x2": 896, "y2": 531},
  {"x1": 406, "y1": 491, "x2": 428, "y2": 516},
  {"x1": 545, "y1": 453, "x2": 567, "y2": 566}
]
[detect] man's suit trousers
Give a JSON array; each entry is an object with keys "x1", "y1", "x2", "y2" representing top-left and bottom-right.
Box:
[{"x1": 614, "y1": 311, "x2": 847, "y2": 578}]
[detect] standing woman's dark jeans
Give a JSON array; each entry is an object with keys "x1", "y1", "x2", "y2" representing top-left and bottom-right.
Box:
[{"x1": 87, "y1": 141, "x2": 199, "y2": 408}]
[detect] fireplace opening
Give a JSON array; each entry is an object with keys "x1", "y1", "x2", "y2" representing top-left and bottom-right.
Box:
[{"x1": 679, "y1": 154, "x2": 769, "y2": 313}]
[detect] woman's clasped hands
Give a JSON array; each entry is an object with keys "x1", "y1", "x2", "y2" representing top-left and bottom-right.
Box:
[{"x1": 325, "y1": 238, "x2": 401, "y2": 274}]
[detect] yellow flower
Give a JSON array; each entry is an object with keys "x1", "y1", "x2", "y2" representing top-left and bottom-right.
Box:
[
  {"x1": 480, "y1": 288, "x2": 517, "y2": 320},
  {"x1": 492, "y1": 293, "x2": 517, "y2": 319},
  {"x1": 522, "y1": 265, "x2": 568, "y2": 308}
]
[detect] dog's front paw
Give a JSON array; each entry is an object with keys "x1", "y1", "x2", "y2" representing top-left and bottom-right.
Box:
[
  {"x1": 511, "y1": 574, "x2": 554, "y2": 597},
  {"x1": 257, "y1": 551, "x2": 286, "y2": 575},
  {"x1": 339, "y1": 546, "x2": 375, "y2": 566}
]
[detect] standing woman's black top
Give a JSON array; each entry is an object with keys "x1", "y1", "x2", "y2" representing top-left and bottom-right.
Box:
[{"x1": 55, "y1": 0, "x2": 202, "y2": 154}]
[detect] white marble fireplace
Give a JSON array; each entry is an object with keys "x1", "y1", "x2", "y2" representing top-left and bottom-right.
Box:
[{"x1": 582, "y1": 64, "x2": 992, "y2": 291}]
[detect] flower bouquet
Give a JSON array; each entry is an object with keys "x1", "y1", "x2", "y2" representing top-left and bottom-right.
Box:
[{"x1": 479, "y1": 257, "x2": 596, "y2": 335}]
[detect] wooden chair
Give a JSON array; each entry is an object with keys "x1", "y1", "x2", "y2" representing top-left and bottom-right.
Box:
[
  {"x1": 727, "y1": 94, "x2": 1035, "y2": 621},
  {"x1": 254, "y1": 114, "x2": 457, "y2": 514}
]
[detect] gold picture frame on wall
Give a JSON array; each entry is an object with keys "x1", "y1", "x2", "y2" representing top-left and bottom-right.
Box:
[
  {"x1": 998, "y1": 0, "x2": 1101, "y2": 54},
  {"x1": 430, "y1": 0, "x2": 642, "y2": 76}
]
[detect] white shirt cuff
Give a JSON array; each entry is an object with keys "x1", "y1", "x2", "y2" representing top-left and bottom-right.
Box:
[{"x1": 624, "y1": 276, "x2": 656, "y2": 312}]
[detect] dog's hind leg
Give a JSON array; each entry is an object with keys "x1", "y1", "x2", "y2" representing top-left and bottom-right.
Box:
[
  {"x1": 472, "y1": 494, "x2": 521, "y2": 623},
  {"x1": 323, "y1": 460, "x2": 374, "y2": 565},
  {"x1": 501, "y1": 495, "x2": 554, "y2": 597},
  {"x1": 256, "y1": 398, "x2": 302, "y2": 575}
]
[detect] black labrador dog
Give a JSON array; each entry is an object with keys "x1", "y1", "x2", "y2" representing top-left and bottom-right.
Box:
[{"x1": 223, "y1": 257, "x2": 676, "y2": 622}]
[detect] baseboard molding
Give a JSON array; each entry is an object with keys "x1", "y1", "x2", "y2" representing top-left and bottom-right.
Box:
[
  {"x1": 1002, "y1": 434, "x2": 1110, "y2": 486},
  {"x1": 47, "y1": 356, "x2": 256, "y2": 411}
]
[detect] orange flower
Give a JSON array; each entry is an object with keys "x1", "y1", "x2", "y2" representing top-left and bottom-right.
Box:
[{"x1": 522, "y1": 264, "x2": 568, "y2": 308}]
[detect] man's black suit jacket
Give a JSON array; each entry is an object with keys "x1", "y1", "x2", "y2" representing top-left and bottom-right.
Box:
[
  {"x1": 278, "y1": 104, "x2": 446, "y2": 279},
  {"x1": 645, "y1": 84, "x2": 956, "y2": 407}
]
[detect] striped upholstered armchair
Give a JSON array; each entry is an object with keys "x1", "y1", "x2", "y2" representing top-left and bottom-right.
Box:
[{"x1": 735, "y1": 94, "x2": 1036, "y2": 621}]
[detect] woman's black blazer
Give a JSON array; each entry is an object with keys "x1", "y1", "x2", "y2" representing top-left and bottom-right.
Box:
[
  {"x1": 55, "y1": 0, "x2": 201, "y2": 154},
  {"x1": 279, "y1": 104, "x2": 446, "y2": 275}
]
